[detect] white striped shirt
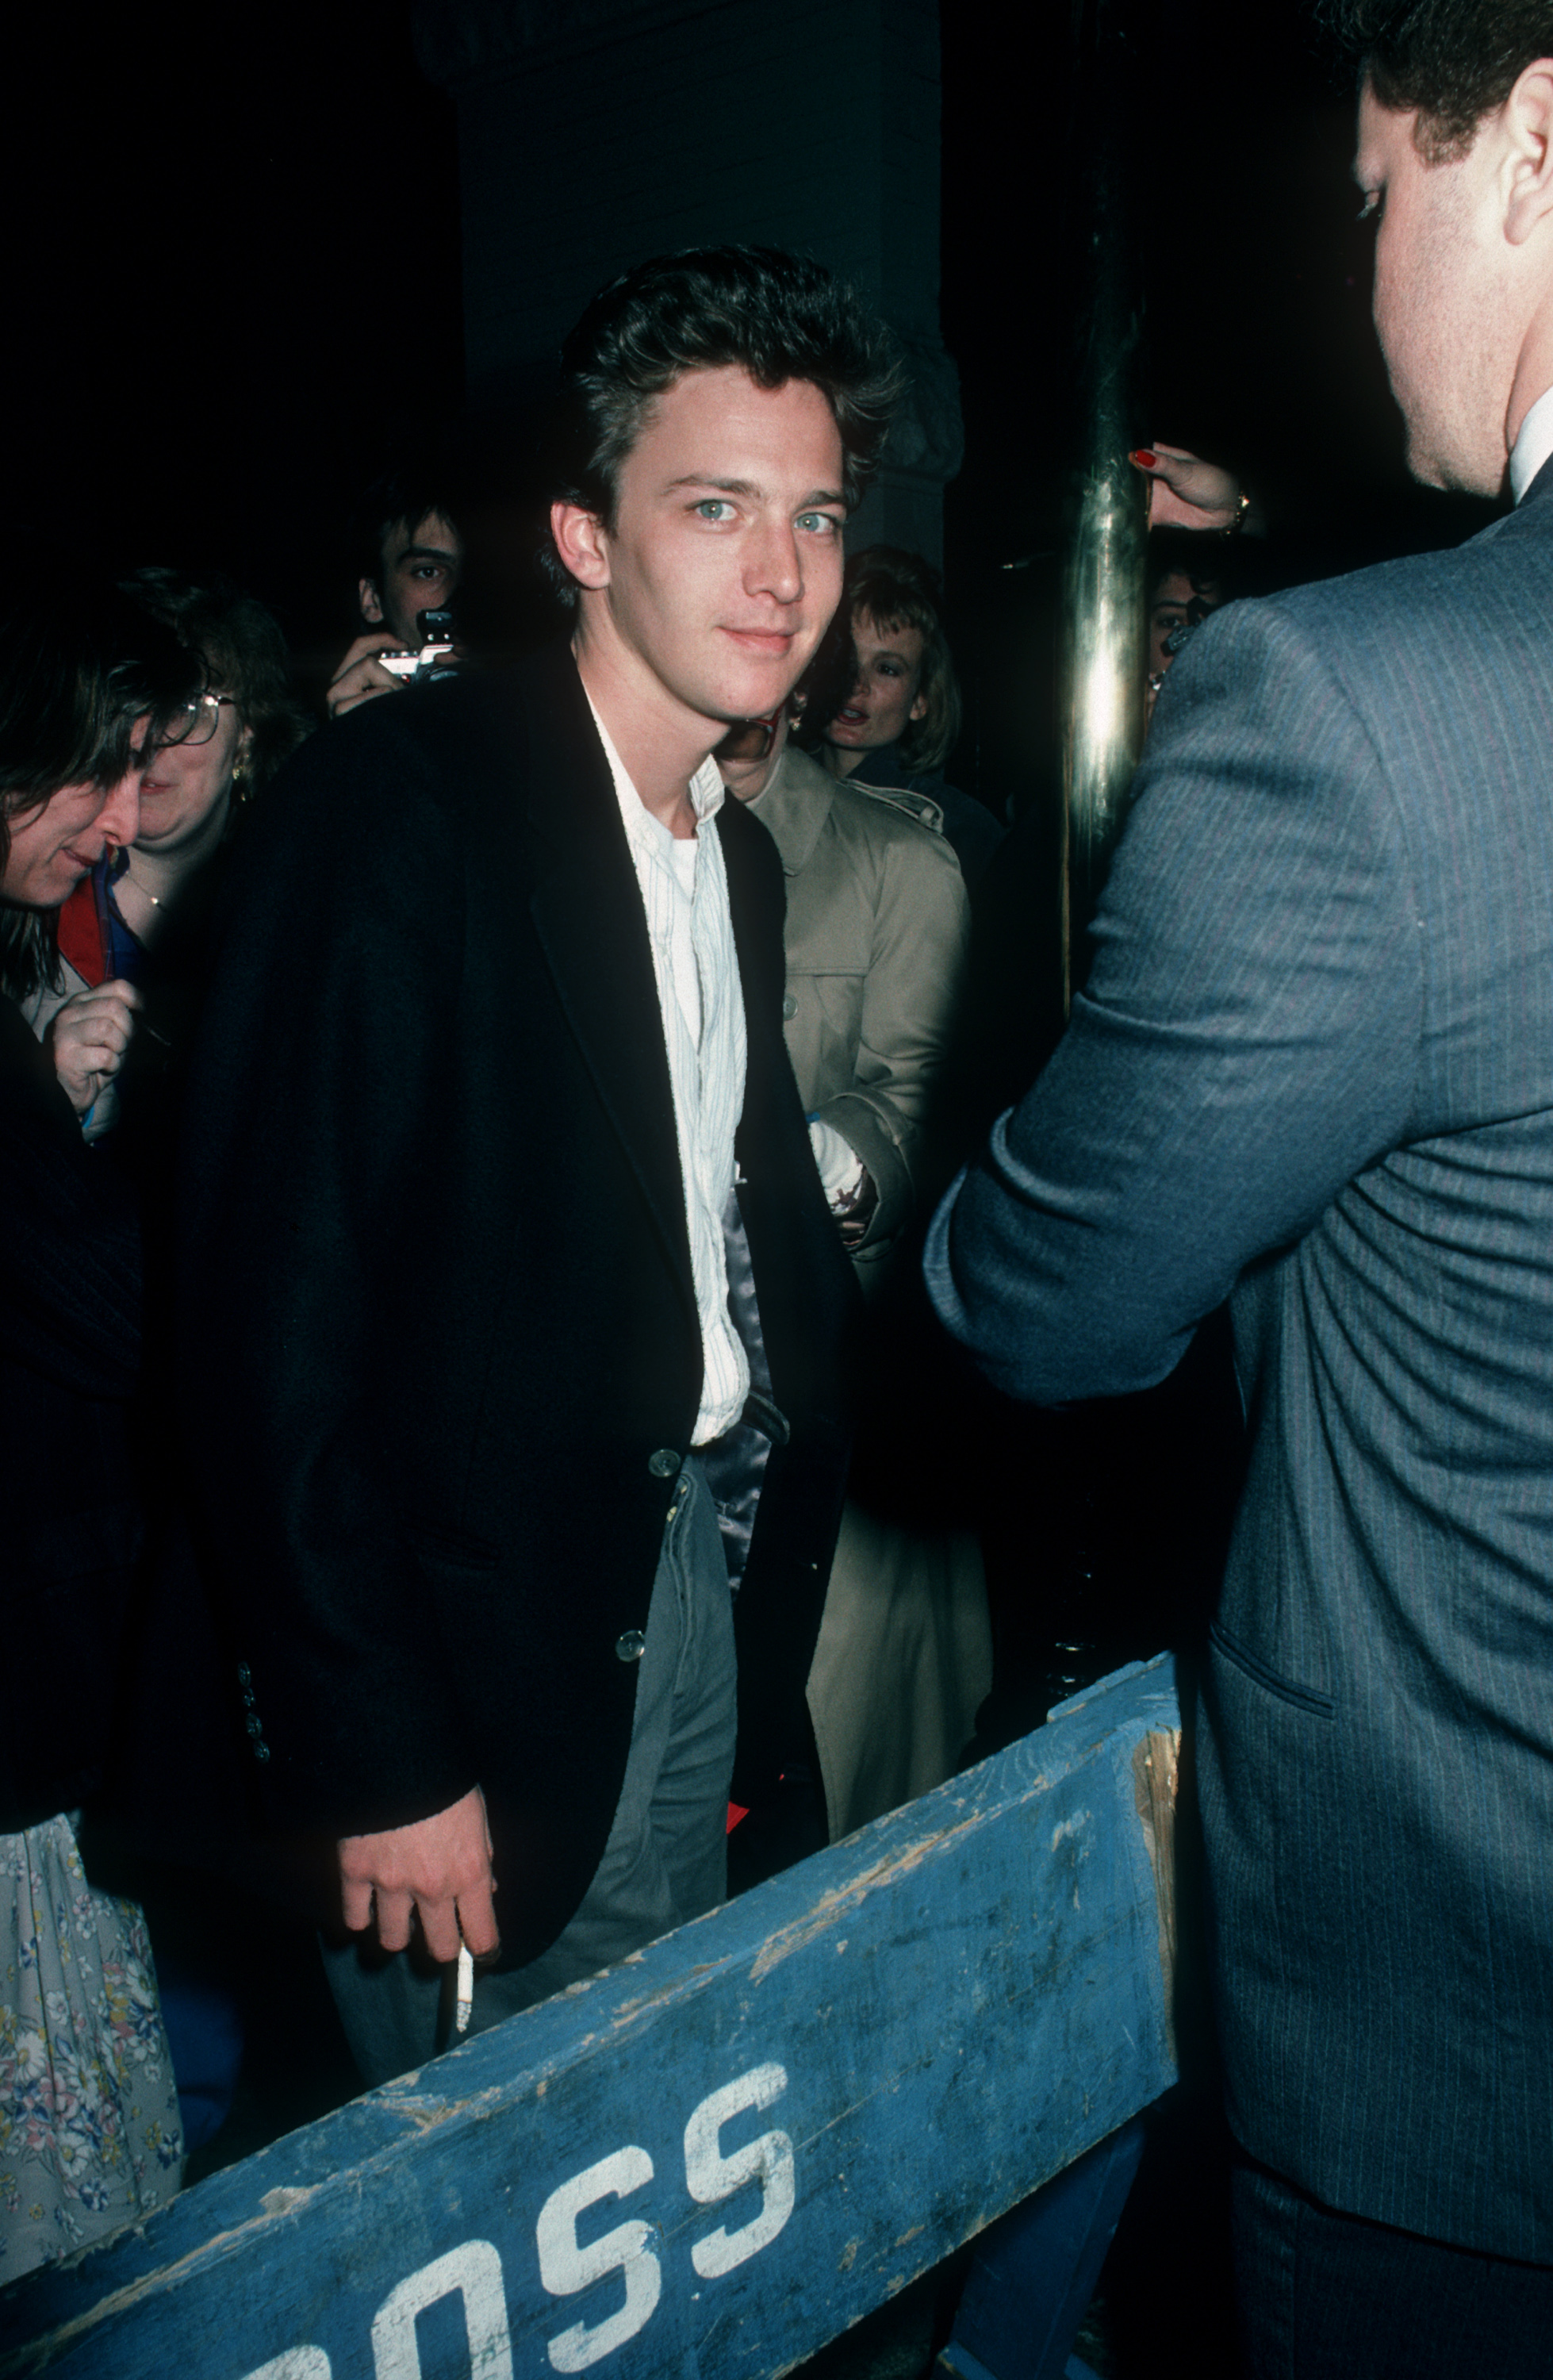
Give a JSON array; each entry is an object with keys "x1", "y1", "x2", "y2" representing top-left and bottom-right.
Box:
[{"x1": 587, "y1": 699, "x2": 749, "y2": 1445}]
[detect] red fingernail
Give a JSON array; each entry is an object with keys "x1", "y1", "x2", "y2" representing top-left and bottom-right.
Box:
[{"x1": 1131, "y1": 449, "x2": 1157, "y2": 467}]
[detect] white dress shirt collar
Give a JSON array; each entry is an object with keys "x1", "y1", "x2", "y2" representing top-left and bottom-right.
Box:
[
  {"x1": 585, "y1": 699, "x2": 727, "y2": 839},
  {"x1": 1509, "y1": 384, "x2": 1553, "y2": 503}
]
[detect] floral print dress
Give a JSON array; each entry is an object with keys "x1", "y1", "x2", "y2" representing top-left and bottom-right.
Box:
[{"x1": 0, "y1": 1816, "x2": 182, "y2": 2280}]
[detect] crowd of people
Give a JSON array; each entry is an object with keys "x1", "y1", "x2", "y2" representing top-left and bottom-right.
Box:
[{"x1": 6, "y1": 5, "x2": 1553, "y2": 2372}]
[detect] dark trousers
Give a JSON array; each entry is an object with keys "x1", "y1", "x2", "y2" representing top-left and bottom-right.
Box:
[{"x1": 1233, "y1": 2155, "x2": 1553, "y2": 2379}]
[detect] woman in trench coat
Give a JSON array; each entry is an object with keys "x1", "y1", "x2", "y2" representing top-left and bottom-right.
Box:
[{"x1": 723, "y1": 714, "x2": 990, "y2": 1841}]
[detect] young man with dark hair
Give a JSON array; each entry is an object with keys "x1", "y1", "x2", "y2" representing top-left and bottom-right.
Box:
[
  {"x1": 326, "y1": 463, "x2": 465, "y2": 720},
  {"x1": 932, "y1": 7, "x2": 1553, "y2": 2371},
  {"x1": 179, "y1": 246, "x2": 895, "y2": 2082}
]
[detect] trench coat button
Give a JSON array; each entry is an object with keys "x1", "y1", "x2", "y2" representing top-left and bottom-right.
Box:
[
  {"x1": 241, "y1": 1687, "x2": 257, "y2": 1710},
  {"x1": 648, "y1": 1448, "x2": 679, "y2": 1478},
  {"x1": 245, "y1": 1714, "x2": 264, "y2": 1741},
  {"x1": 615, "y1": 1630, "x2": 647, "y2": 1663},
  {"x1": 254, "y1": 1741, "x2": 271, "y2": 1763},
  {"x1": 236, "y1": 1662, "x2": 252, "y2": 1688},
  {"x1": 782, "y1": 993, "x2": 797, "y2": 1019}
]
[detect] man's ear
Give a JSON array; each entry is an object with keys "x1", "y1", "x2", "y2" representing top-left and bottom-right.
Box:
[
  {"x1": 550, "y1": 501, "x2": 611, "y2": 592},
  {"x1": 1503, "y1": 62, "x2": 1553, "y2": 245},
  {"x1": 359, "y1": 578, "x2": 385, "y2": 626}
]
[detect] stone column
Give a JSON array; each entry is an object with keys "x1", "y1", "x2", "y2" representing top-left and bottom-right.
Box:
[{"x1": 416, "y1": 0, "x2": 962, "y2": 561}]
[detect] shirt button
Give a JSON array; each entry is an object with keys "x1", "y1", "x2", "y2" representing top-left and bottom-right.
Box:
[
  {"x1": 245, "y1": 1714, "x2": 264, "y2": 1741},
  {"x1": 615, "y1": 1630, "x2": 647, "y2": 1663},
  {"x1": 236, "y1": 1662, "x2": 252, "y2": 1688},
  {"x1": 648, "y1": 1448, "x2": 679, "y2": 1478},
  {"x1": 782, "y1": 994, "x2": 797, "y2": 1019}
]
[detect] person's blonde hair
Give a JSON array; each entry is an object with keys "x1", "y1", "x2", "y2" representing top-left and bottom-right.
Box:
[{"x1": 844, "y1": 546, "x2": 961, "y2": 776}]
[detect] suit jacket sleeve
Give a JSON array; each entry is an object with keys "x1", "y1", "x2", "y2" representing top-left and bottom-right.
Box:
[
  {"x1": 179, "y1": 718, "x2": 476, "y2": 1833},
  {"x1": 926, "y1": 599, "x2": 1424, "y2": 1403}
]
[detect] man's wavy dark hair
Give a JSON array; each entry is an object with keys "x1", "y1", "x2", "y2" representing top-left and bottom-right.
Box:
[
  {"x1": 541, "y1": 245, "x2": 903, "y2": 605},
  {"x1": 1323, "y1": 2, "x2": 1553, "y2": 159}
]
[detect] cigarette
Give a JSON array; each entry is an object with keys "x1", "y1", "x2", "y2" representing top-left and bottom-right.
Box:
[{"x1": 455, "y1": 1943, "x2": 474, "y2": 2035}]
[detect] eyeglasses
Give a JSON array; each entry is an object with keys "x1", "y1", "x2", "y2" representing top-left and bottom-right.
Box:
[{"x1": 158, "y1": 691, "x2": 239, "y2": 750}]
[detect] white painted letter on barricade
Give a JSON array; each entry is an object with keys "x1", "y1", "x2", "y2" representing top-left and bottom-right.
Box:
[
  {"x1": 684, "y1": 2063, "x2": 796, "y2": 2279},
  {"x1": 370, "y1": 2240, "x2": 514, "y2": 2378},
  {"x1": 243, "y1": 2355, "x2": 333, "y2": 2380},
  {"x1": 537, "y1": 2144, "x2": 662, "y2": 2372}
]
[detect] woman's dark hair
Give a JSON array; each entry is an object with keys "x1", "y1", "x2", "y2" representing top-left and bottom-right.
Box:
[
  {"x1": 838, "y1": 545, "x2": 961, "y2": 777},
  {"x1": 1323, "y1": 2, "x2": 1553, "y2": 159},
  {"x1": 0, "y1": 583, "x2": 194, "y2": 999},
  {"x1": 121, "y1": 568, "x2": 311, "y2": 793},
  {"x1": 542, "y1": 244, "x2": 903, "y2": 604}
]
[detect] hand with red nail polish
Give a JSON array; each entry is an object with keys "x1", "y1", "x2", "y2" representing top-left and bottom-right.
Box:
[{"x1": 1129, "y1": 441, "x2": 1253, "y2": 532}]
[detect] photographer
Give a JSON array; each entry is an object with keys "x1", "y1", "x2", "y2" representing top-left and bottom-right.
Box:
[{"x1": 325, "y1": 462, "x2": 464, "y2": 720}]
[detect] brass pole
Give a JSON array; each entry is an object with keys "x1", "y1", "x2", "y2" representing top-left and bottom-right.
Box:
[{"x1": 1060, "y1": 0, "x2": 1148, "y2": 1012}]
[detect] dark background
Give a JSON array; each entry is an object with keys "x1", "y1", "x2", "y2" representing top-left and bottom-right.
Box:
[{"x1": 7, "y1": 0, "x2": 1507, "y2": 758}]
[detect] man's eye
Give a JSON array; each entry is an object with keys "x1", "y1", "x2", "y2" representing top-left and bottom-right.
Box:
[
  {"x1": 694, "y1": 499, "x2": 736, "y2": 521},
  {"x1": 796, "y1": 512, "x2": 841, "y2": 536}
]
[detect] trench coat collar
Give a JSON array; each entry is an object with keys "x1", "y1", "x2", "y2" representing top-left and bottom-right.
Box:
[{"x1": 745, "y1": 742, "x2": 837, "y2": 874}]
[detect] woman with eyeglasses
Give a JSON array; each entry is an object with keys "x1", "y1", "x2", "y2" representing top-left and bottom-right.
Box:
[
  {"x1": 27, "y1": 570, "x2": 309, "y2": 1138},
  {"x1": 0, "y1": 585, "x2": 199, "y2": 2277}
]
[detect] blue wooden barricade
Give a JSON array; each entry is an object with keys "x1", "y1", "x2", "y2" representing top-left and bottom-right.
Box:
[{"x1": 0, "y1": 1655, "x2": 1182, "y2": 2380}]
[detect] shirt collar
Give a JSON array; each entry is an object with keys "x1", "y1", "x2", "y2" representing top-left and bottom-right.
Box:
[
  {"x1": 1509, "y1": 384, "x2": 1553, "y2": 503},
  {"x1": 584, "y1": 689, "x2": 726, "y2": 843}
]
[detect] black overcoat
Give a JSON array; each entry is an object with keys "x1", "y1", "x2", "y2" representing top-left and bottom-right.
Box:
[
  {"x1": 177, "y1": 647, "x2": 854, "y2": 1970},
  {"x1": 0, "y1": 996, "x2": 144, "y2": 1830}
]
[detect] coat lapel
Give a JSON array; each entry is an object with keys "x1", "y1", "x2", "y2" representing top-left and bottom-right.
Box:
[{"x1": 518, "y1": 650, "x2": 697, "y2": 1317}]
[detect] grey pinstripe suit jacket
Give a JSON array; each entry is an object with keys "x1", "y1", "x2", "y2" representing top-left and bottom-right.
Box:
[{"x1": 929, "y1": 463, "x2": 1553, "y2": 2258}]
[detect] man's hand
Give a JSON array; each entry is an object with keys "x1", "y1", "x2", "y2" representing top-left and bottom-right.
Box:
[
  {"x1": 327, "y1": 631, "x2": 412, "y2": 720},
  {"x1": 1130, "y1": 442, "x2": 1252, "y2": 532},
  {"x1": 338, "y1": 1783, "x2": 500, "y2": 1963},
  {"x1": 45, "y1": 979, "x2": 142, "y2": 1116}
]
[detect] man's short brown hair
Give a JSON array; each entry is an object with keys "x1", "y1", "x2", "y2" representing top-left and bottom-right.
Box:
[{"x1": 1325, "y1": 1, "x2": 1553, "y2": 160}]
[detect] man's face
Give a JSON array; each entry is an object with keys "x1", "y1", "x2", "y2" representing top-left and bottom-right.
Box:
[
  {"x1": 2, "y1": 748, "x2": 145, "y2": 907},
  {"x1": 361, "y1": 509, "x2": 463, "y2": 647},
  {"x1": 826, "y1": 611, "x2": 928, "y2": 754},
  {"x1": 583, "y1": 366, "x2": 847, "y2": 733},
  {"x1": 1356, "y1": 83, "x2": 1513, "y2": 493}
]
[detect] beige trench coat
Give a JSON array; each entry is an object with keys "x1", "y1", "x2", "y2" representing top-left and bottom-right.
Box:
[{"x1": 747, "y1": 746, "x2": 991, "y2": 1837}]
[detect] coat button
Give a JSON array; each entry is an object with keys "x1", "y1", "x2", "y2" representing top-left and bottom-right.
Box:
[
  {"x1": 782, "y1": 993, "x2": 797, "y2": 1019},
  {"x1": 245, "y1": 1714, "x2": 263, "y2": 1740},
  {"x1": 236, "y1": 1662, "x2": 252, "y2": 1688},
  {"x1": 648, "y1": 1448, "x2": 679, "y2": 1478},
  {"x1": 615, "y1": 1630, "x2": 647, "y2": 1663}
]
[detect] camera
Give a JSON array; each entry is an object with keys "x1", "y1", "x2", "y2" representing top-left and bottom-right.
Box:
[{"x1": 377, "y1": 607, "x2": 460, "y2": 683}]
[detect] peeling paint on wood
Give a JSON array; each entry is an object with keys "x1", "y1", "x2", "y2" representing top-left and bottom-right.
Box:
[{"x1": 0, "y1": 1656, "x2": 1181, "y2": 2380}]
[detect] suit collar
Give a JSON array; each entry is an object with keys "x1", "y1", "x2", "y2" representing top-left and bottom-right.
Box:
[{"x1": 517, "y1": 643, "x2": 698, "y2": 1319}]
